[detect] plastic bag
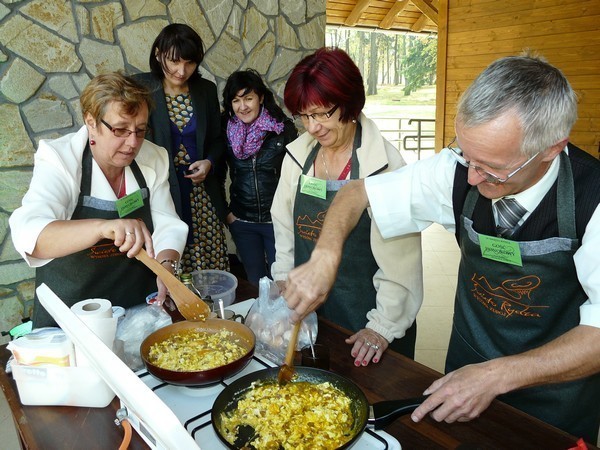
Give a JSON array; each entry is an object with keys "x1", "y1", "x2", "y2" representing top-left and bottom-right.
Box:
[
  {"x1": 245, "y1": 277, "x2": 317, "y2": 364},
  {"x1": 114, "y1": 302, "x2": 172, "y2": 371}
]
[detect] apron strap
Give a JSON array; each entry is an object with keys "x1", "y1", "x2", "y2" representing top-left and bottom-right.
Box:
[
  {"x1": 556, "y1": 151, "x2": 576, "y2": 239},
  {"x1": 80, "y1": 144, "x2": 149, "y2": 197}
]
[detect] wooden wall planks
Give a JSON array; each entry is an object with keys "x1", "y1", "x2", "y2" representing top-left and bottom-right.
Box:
[{"x1": 436, "y1": 0, "x2": 600, "y2": 155}]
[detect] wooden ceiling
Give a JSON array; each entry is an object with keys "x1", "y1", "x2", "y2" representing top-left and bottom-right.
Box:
[{"x1": 327, "y1": 0, "x2": 439, "y2": 34}]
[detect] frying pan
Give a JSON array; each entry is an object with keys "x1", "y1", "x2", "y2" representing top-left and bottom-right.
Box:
[
  {"x1": 212, "y1": 366, "x2": 426, "y2": 449},
  {"x1": 140, "y1": 319, "x2": 255, "y2": 386}
]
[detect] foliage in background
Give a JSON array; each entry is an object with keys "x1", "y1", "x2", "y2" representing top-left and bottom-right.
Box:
[
  {"x1": 403, "y1": 35, "x2": 437, "y2": 95},
  {"x1": 326, "y1": 28, "x2": 437, "y2": 97}
]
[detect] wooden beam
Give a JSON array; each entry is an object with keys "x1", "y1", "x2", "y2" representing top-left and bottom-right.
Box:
[
  {"x1": 411, "y1": 0, "x2": 439, "y2": 26},
  {"x1": 435, "y1": 0, "x2": 448, "y2": 152},
  {"x1": 344, "y1": 0, "x2": 373, "y2": 26},
  {"x1": 411, "y1": 14, "x2": 429, "y2": 32},
  {"x1": 380, "y1": 0, "x2": 409, "y2": 30}
]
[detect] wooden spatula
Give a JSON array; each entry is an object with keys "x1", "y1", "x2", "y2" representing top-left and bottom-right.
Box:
[
  {"x1": 135, "y1": 248, "x2": 210, "y2": 321},
  {"x1": 278, "y1": 320, "x2": 302, "y2": 384}
]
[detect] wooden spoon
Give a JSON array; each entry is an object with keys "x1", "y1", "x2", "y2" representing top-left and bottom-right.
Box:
[
  {"x1": 278, "y1": 320, "x2": 302, "y2": 384},
  {"x1": 135, "y1": 248, "x2": 210, "y2": 321}
]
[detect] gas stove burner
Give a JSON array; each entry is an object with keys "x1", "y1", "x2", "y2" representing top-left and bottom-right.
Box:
[
  {"x1": 124, "y1": 299, "x2": 401, "y2": 450},
  {"x1": 174, "y1": 383, "x2": 223, "y2": 397}
]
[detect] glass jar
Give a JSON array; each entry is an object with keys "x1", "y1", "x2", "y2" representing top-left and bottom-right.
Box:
[{"x1": 180, "y1": 273, "x2": 214, "y2": 310}]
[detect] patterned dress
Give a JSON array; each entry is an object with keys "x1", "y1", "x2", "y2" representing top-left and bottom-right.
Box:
[{"x1": 166, "y1": 93, "x2": 229, "y2": 273}]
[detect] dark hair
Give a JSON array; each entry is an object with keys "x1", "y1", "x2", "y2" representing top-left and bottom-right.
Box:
[
  {"x1": 284, "y1": 47, "x2": 365, "y2": 123},
  {"x1": 149, "y1": 23, "x2": 204, "y2": 81},
  {"x1": 222, "y1": 69, "x2": 287, "y2": 122}
]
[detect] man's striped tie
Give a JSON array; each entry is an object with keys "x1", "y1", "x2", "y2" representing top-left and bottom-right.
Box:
[{"x1": 494, "y1": 197, "x2": 527, "y2": 238}]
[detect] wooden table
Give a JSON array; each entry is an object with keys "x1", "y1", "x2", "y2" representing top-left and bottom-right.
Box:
[{"x1": 1, "y1": 297, "x2": 596, "y2": 449}]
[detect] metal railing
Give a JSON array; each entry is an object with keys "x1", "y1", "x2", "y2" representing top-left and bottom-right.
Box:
[{"x1": 371, "y1": 117, "x2": 435, "y2": 160}]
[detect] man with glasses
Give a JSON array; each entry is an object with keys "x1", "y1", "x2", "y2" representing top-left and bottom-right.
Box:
[{"x1": 282, "y1": 54, "x2": 600, "y2": 442}]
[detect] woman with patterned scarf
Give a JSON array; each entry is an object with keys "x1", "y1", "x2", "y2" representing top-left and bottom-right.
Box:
[{"x1": 220, "y1": 69, "x2": 297, "y2": 285}]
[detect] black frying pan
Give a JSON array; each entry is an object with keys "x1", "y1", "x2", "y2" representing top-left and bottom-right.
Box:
[{"x1": 212, "y1": 366, "x2": 426, "y2": 449}]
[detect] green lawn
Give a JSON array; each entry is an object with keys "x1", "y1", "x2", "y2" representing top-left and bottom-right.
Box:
[
  {"x1": 366, "y1": 84, "x2": 436, "y2": 106},
  {"x1": 364, "y1": 84, "x2": 436, "y2": 119}
]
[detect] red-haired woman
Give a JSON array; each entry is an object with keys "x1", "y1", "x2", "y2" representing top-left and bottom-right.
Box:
[{"x1": 271, "y1": 48, "x2": 423, "y2": 365}]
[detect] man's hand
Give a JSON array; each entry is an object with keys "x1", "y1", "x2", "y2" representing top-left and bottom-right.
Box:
[
  {"x1": 283, "y1": 247, "x2": 341, "y2": 322},
  {"x1": 411, "y1": 361, "x2": 502, "y2": 424}
]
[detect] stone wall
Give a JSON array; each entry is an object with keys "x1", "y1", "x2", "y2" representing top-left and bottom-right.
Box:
[{"x1": 0, "y1": 0, "x2": 325, "y2": 336}]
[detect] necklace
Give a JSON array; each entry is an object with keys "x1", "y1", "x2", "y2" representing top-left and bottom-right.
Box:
[
  {"x1": 320, "y1": 147, "x2": 352, "y2": 181},
  {"x1": 321, "y1": 150, "x2": 331, "y2": 180}
]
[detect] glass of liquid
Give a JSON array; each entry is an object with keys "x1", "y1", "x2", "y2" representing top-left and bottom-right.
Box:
[{"x1": 300, "y1": 344, "x2": 330, "y2": 370}]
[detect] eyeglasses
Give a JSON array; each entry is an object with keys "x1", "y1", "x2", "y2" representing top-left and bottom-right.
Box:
[
  {"x1": 101, "y1": 119, "x2": 149, "y2": 139},
  {"x1": 447, "y1": 137, "x2": 540, "y2": 184},
  {"x1": 294, "y1": 105, "x2": 339, "y2": 123}
]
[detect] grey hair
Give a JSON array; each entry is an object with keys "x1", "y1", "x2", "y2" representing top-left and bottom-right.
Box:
[{"x1": 456, "y1": 53, "x2": 577, "y2": 157}]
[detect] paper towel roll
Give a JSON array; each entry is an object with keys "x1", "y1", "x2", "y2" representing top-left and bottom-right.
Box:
[
  {"x1": 71, "y1": 299, "x2": 118, "y2": 367},
  {"x1": 71, "y1": 298, "x2": 113, "y2": 319}
]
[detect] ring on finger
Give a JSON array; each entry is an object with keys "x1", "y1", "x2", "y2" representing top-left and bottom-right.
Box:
[
  {"x1": 365, "y1": 340, "x2": 372, "y2": 348},
  {"x1": 371, "y1": 344, "x2": 380, "y2": 351},
  {"x1": 126, "y1": 231, "x2": 134, "y2": 236}
]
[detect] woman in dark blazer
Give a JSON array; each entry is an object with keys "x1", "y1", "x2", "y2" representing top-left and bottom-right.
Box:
[{"x1": 134, "y1": 23, "x2": 229, "y2": 273}]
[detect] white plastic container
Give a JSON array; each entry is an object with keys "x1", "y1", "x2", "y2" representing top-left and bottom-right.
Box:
[
  {"x1": 192, "y1": 269, "x2": 238, "y2": 306},
  {"x1": 11, "y1": 362, "x2": 115, "y2": 407}
]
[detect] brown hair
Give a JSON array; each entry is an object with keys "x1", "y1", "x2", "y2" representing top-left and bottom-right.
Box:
[{"x1": 80, "y1": 72, "x2": 153, "y2": 124}]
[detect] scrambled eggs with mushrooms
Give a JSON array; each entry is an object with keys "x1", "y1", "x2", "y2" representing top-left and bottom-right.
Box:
[
  {"x1": 221, "y1": 380, "x2": 354, "y2": 449},
  {"x1": 148, "y1": 329, "x2": 247, "y2": 371}
]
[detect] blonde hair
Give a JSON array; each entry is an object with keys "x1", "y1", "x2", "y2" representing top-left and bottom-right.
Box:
[{"x1": 80, "y1": 72, "x2": 153, "y2": 124}]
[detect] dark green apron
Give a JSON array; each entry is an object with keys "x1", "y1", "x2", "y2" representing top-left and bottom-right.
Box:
[
  {"x1": 293, "y1": 131, "x2": 417, "y2": 357},
  {"x1": 447, "y1": 152, "x2": 600, "y2": 441},
  {"x1": 33, "y1": 146, "x2": 156, "y2": 328}
]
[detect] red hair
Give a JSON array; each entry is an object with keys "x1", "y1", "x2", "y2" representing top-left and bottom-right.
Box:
[{"x1": 284, "y1": 47, "x2": 365, "y2": 123}]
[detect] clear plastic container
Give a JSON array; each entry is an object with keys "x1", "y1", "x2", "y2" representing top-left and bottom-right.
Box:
[
  {"x1": 7, "y1": 327, "x2": 75, "y2": 367},
  {"x1": 192, "y1": 270, "x2": 238, "y2": 306},
  {"x1": 11, "y1": 362, "x2": 115, "y2": 407}
]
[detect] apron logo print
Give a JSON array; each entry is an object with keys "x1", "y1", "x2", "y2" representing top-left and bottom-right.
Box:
[
  {"x1": 87, "y1": 242, "x2": 124, "y2": 260},
  {"x1": 470, "y1": 273, "x2": 549, "y2": 318},
  {"x1": 296, "y1": 210, "x2": 327, "y2": 243}
]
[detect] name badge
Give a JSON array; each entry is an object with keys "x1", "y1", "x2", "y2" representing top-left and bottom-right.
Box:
[
  {"x1": 116, "y1": 189, "x2": 144, "y2": 218},
  {"x1": 479, "y1": 235, "x2": 523, "y2": 267},
  {"x1": 299, "y1": 174, "x2": 326, "y2": 199}
]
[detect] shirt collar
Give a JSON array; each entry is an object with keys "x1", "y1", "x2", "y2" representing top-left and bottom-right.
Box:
[{"x1": 492, "y1": 146, "x2": 566, "y2": 214}]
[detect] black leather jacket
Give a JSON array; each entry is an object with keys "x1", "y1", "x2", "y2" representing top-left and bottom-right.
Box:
[{"x1": 222, "y1": 119, "x2": 297, "y2": 222}]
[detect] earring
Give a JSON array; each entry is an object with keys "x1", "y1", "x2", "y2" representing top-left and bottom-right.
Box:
[
  {"x1": 352, "y1": 119, "x2": 357, "y2": 123},
  {"x1": 90, "y1": 139, "x2": 96, "y2": 145}
]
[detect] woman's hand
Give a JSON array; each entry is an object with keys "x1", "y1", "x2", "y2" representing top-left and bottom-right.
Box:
[
  {"x1": 346, "y1": 328, "x2": 389, "y2": 366},
  {"x1": 153, "y1": 250, "x2": 181, "y2": 305},
  {"x1": 184, "y1": 159, "x2": 212, "y2": 183},
  {"x1": 226, "y1": 212, "x2": 237, "y2": 225},
  {"x1": 100, "y1": 218, "x2": 154, "y2": 258},
  {"x1": 275, "y1": 279, "x2": 287, "y2": 296},
  {"x1": 154, "y1": 278, "x2": 169, "y2": 305}
]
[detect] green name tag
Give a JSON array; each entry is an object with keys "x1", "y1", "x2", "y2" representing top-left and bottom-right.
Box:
[
  {"x1": 299, "y1": 174, "x2": 326, "y2": 199},
  {"x1": 479, "y1": 234, "x2": 523, "y2": 267},
  {"x1": 116, "y1": 189, "x2": 144, "y2": 218}
]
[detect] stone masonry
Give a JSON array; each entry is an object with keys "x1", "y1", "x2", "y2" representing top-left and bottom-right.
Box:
[{"x1": 0, "y1": 0, "x2": 326, "y2": 336}]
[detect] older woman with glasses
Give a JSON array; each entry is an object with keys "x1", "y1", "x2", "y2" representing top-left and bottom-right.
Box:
[
  {"x1": 10, "y1": 72, "x2": 188, "y2": 327},
  {"x1": 271, "y1": 47, "x2": 423, "y2": 365}
]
